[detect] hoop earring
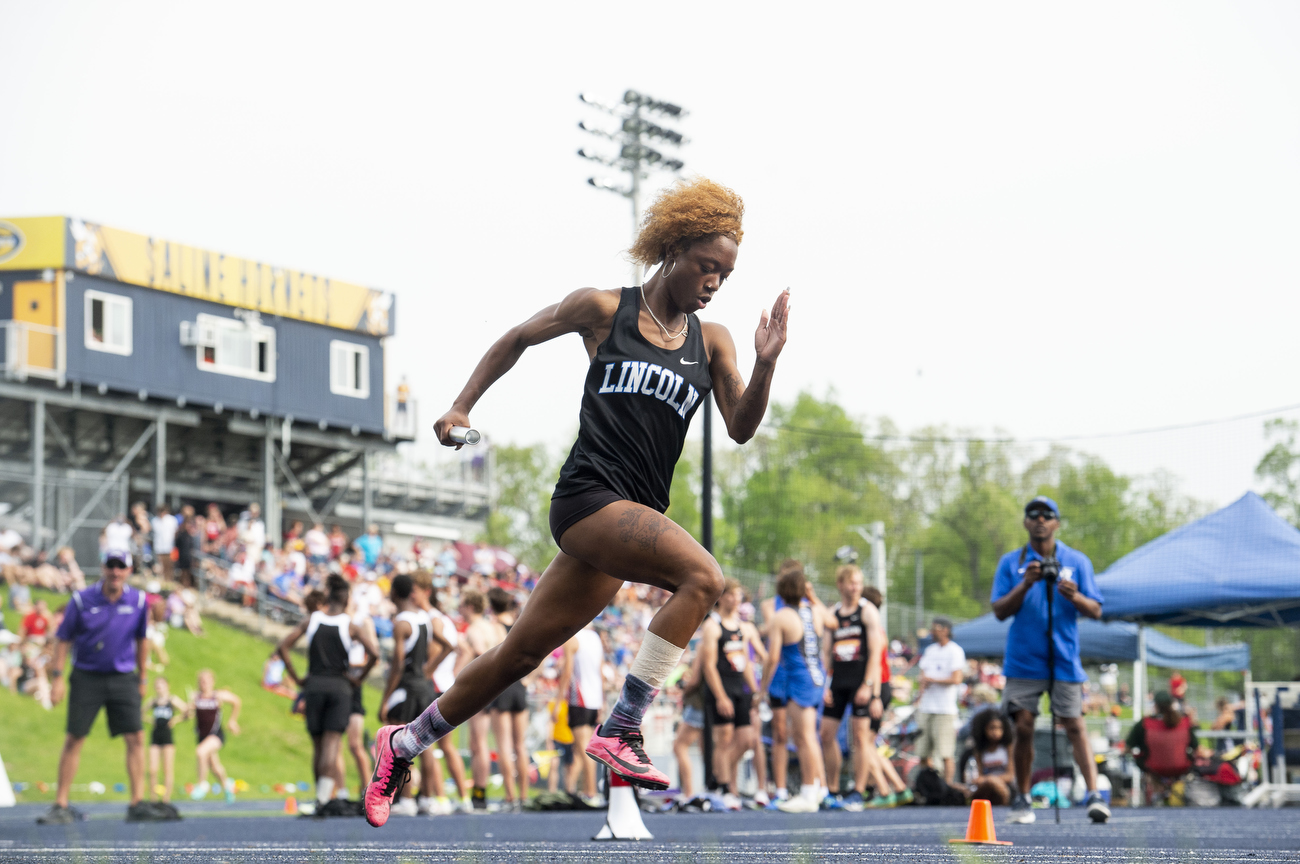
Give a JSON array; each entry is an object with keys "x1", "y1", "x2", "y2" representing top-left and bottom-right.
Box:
[{"x1": 662, "y1": 259, "x2": 677, "y2": 278}]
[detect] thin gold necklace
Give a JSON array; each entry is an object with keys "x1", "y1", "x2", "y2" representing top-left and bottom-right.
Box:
[{"x1": 640, "y1": 284, "x2": 688, "y2": 340}]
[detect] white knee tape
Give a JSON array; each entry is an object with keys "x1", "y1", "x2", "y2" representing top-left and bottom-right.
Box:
[{"x1": 629, "y1": 630, "x2": 685, "y2": 689}]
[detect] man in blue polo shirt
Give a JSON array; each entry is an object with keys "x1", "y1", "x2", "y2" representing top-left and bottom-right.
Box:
[
  {"x1": 992, "y1": 496, "x2": 1109, "y2": 825},
  {"x1": 38, "y1": 552, "x2": 173, "y2": 824}
]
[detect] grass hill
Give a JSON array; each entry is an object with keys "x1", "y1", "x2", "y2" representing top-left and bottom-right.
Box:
[{"x1": 1, "y1": 588, "x2": 365, "y2": 804}]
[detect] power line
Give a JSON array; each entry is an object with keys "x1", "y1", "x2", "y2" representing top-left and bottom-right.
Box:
[{"x1": 764, "y1": 400, "x2": 1300, "y2": 445}]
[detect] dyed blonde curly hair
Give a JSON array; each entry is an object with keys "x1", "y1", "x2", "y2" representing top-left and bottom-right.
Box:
[{"x1": 629, "y1": 177, "x2": 744, "y2": 267}]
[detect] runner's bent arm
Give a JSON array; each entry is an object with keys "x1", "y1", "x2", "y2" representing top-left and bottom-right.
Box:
[
  {"x1": 433, "y1": 288, "x2": 621, "y2": 447},
  {"x1": 275, "y1": 619, "x2": 310, "y2": 686},
  {"x1": 703, "y1": 289, "x2": 789, "y2": 444},
  {"x1": 220, "y1": 690, "x2": 242, "y2": 733},
  {"x1": 699, "y1": 618, "x2": 733, "y2": 717},
  {"x1": 381, "y1": 618, "x2": 411, "y2": 723},
  {"x1": 424, "y1": 625, "x2": 453, "y2": 680},
  {"x1": 860, "y1": 601, "x2": 884, "y2": 714},
  {"x1": 350, "y1": 621, "x2": 381, "y2": 684},
  {"x1": 169, "y1": 695, "x2": 187, "y2": 727}
]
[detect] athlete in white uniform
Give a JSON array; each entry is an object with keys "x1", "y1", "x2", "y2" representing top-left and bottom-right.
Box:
[{"x1": 554, "y1": 625, "x2": 604, "y2": 801}]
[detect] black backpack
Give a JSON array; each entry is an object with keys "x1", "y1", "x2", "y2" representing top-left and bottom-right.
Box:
[{"x1": 914, "y1": 766, "x2": 966, "y2": 806}]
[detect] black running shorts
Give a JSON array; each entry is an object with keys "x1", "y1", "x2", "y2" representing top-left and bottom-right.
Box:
[
  {"x1": 67, "y1": 669, "x2": 142, "y2": 739},
  {"x1": 349, "y1": 680, "x2": 365, "y2": 718},
  {"x1": 386, "y1": 679, "x2": 435, "y2": 726},
  {"x1": 568, "y1": 705, "x2": 598, "y2": 729},
  {"x1": 492, "y1": 679, "x2": 528, "y2": 714},
  {"x1": 549, "y1": 488, "x2": 624, "y2": 548},
  {"x1": 304, "y1": 677, "x2": 353, "y2": 735},
  {"x1": 705, "y1": 684, "x2": 752, "y2": 728},
  {"x1": 828, "y1": 686, "x2": 873, "y2": 720},
  {"x1": 150, "y1": 723, "x2": 173, "y2": 748}
]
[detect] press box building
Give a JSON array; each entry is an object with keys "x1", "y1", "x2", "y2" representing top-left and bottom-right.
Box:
[{"x1": 0, "y1": 216, "x2": 486, "y2": 566}]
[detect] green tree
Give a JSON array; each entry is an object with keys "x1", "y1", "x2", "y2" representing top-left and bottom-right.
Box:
[
  {"x1": 478, "y1": 443, "x2": 559, "y2": 571},
  {"x1": 1256, "y1": 418, "x2": 1300, "y2": 527},
  {"x1": 721, "y1": 391, "x2": 899, "y2": 584}
]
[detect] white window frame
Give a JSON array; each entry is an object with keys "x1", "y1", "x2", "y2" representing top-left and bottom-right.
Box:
[
  {"x1": 329, "y1": 340, "x2": 370, "y2": 398},
  {"x1": 83, "y1": 290, "x2": 133, "y2": 356},
  {"x1": 194, "y1": 313, "x2": 276, "y2": 382}
]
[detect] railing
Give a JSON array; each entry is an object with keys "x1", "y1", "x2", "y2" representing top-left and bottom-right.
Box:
[
  {"x1": 193, "y1": 552, "x2": 309, "y2": 629},
  {"x1": 386, "y1": 394, "x2": 418, "y2": 441},
  {"x1": 0, "y1": 320, "x2": 65, "y2": 384}
]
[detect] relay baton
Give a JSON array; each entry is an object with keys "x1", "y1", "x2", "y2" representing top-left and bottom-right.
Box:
[{"x1": 449, "y1": 426, "x2": 481, "y2": 445}]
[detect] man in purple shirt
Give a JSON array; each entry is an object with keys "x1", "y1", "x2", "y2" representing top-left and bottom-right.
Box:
[{"x1": 38, "y1": 552, "x2": 174, "y2": 824}]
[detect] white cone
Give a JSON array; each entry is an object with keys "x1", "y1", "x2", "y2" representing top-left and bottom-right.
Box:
[
  {"x1": 592, "y1": 774, "x2": 653, "y2": 841},
  {"x1": 0, "y1": 750, "x2": 15, "y2": 807}
]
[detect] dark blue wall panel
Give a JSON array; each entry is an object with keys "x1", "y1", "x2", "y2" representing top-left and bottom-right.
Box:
[{"x1": 64, "y1": 274, "x2": 385, "y2": 433}]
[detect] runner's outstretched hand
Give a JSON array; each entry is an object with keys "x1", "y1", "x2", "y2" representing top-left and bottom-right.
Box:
[{"x1": 755, "y1": 289, "x2": 790, "y2": 365}]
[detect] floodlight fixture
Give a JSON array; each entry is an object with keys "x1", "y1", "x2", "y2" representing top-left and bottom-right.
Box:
[{"x1": 577, "y1": 88, "x2": 688, "y2": 276}]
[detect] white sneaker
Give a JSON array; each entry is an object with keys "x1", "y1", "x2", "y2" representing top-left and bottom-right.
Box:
[
  {"x1": 776, "y1": 794, "x2": 819, "y2": 813},
  {"x1": 416, "y1": 796, "x2": 435, "y2": 816},
  {"x1": 721, "y1": 792, "x2": 742, "y2": 811},
  {"x1": 389, "y1": 797, "x2": 418, "y2": 817},
  {"x1": 753, "y1": 789, "x2": 770, "y2": 807}
]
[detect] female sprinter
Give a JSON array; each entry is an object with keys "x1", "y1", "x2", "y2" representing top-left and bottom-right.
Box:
[{"x1": 365, "y1": 178, "x2": 789, "y2": 827}]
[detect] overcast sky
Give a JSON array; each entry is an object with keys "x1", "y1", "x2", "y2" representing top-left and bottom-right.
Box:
[{"x1": 4, "y1": 2, "x2": 1298, "y2": 509}]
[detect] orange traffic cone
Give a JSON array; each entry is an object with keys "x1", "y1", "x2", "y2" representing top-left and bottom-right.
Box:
[
  {"x1": 283, "y1": 796, "x2": 299, "y2": 815},
  {"x1": 949, "y1": 799, "x2": 1012, "y2": 846}
]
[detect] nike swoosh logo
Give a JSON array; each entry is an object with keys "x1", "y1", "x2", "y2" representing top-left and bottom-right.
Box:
[
  {"x1": 607, "y1": 753, "x2": 653, "y2": 774},
  {"x1": 680, "y1": 359, "x2": 698, "y2": 365}
]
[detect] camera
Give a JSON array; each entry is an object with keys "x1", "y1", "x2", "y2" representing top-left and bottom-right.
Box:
[{"x1": 1039, "y1": 556, "x2": 1061, "y2": 582}]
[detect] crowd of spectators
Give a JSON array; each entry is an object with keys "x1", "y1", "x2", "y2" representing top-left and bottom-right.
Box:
[{"x1": 1, "y1": 499, "x2": 1256, "y2": 813}]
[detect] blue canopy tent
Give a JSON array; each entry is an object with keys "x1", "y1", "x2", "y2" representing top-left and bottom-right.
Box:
[
  {"x1": 1096, "y1": 491, "x2": 1300, "y2": 628},
  {"x1": 952, "y1": 614, "x2": 1250, "y2": 670}
]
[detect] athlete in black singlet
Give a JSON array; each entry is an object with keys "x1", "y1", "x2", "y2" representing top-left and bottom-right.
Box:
[
  {"x1": 146, "y1": 677, "x2": 186, "y2": 814},
  {"x1": 700, "y1": 579, "x2": 766, "y2": 804},
  {"x1": 278, "y1": 574, "x2": 379, "y2": 809},
  {"x1": 366, "y1": 178, "x2": 790, "y2": 828},
  {"x1": 819, "y1": 565, "x2": 883, "y2": 809},
  {"x1": 487, "y1": 587, "x2": 530, "y2": 810},
  {"x1": 379, "y1": 573, "x2": 451, "y2": 816}
]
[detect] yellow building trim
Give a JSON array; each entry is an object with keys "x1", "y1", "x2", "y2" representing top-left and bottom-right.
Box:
[{"x1": 2, "y1": 216, "x2": 391, "y2": 336}]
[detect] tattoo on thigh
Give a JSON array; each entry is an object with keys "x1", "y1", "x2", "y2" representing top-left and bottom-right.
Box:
[{"x1": 617, "y1": 510, "x2": 677, "y2": 553}]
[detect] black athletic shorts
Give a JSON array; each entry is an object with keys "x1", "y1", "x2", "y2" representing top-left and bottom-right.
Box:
[
  {"x1": 828, "y1": 685, "x2": 872, "y2": 720},
  {"x1": 303, "y1": 676, "x2": 353, "y2": 736},
  {"x1": 198, "y1": 727, "x2": 225, "y2": 746},
  {"x1": 769, "y1": 694, "x2": 787, "y2": 709},
  {"x1": 492, "y1": 679, "x2": 528, "y2": 713},
  {"x1": 549, "y1": 488, "x2": 623, "y2": 548},
  {"x1": 705, "y1": 684, "x2": 752, "y2": 728},
  {"x1": 349, "y1": 679, "x2": 365, "y2": 717},
  {"x1": 568, "y1": 705, "x2": 598, "y2": 729},
  {"x1": 67, "y1": 669, "x2": 142, "y2": 739},
  {"x1": 386, "y1": 678, "x2": 435, "y2": 725},
  {"x1": 151, "y1": 723, "x2": 173, "y2": 748}
]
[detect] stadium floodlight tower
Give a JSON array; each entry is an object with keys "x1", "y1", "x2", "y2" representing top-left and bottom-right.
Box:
[{"x1": 578, "y1": 89, "x2": 688, "y2": 284}]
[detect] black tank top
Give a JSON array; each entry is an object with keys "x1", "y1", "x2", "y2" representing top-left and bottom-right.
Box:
[
  {"x1": 830, "y1": 600, "x2": 869, "y2": 689},
  {"x1": 716, "y1": 620, "x2": 747, "y2": 689},
  {"x1": 395, "y1": 610, "x2": 429, "y2": 685},
  {"x1": 553, "y1": 287, "x2": 712, "y2": 512},
  {"x1": 152, "y1": 700, "x2": 174, "y2": 736},
  {"x1": 306, "y1": 611, "x2": 352, "y2": 679}
]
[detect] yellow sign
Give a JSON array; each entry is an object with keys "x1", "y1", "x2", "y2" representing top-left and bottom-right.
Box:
[
  {"x1": 0, "y1": 216, "x2": 392, "y2": 336},
  {"x1": 0, "y1": 217, "x2": 66, "y2": 270}
]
